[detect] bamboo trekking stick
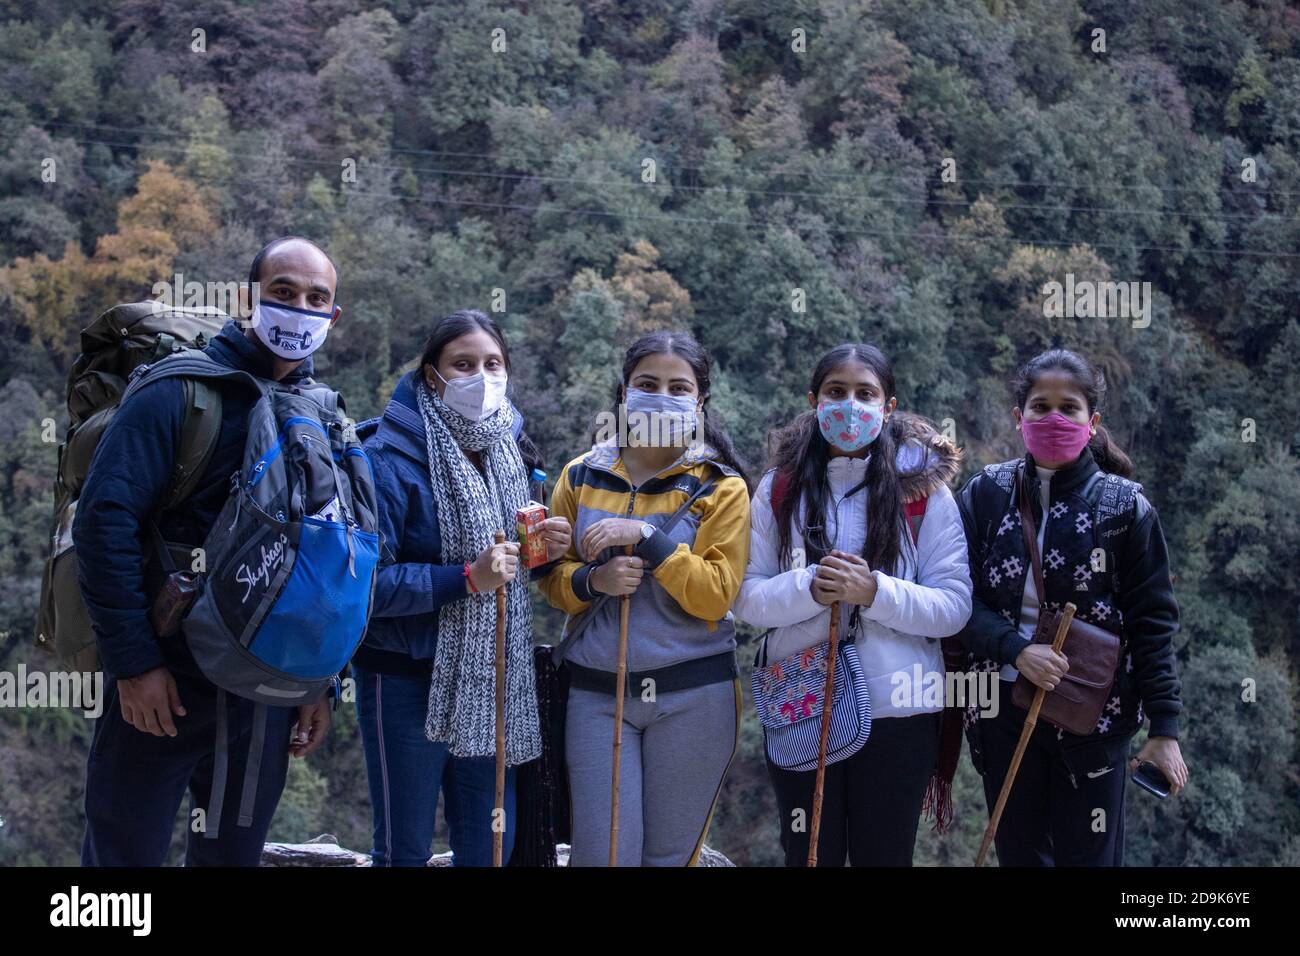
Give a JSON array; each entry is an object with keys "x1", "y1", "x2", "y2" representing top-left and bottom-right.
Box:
[
  {"x1": 806, "y1": 600, "x2": 841, "y2": 867},
  {"x1": 609, "y1": 543, "x2": 633, "y2": 867},
  {"x1": 975, "y1": 601, "x2": 1077, "y2": 867},
  {"x1": 492, "y1": 529, "x2": 507, "y2": 868}
]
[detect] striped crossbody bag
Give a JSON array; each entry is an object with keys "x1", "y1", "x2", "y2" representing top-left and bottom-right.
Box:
[
  {"x1": 751, "y1": 609, "x2": 873, "y2": 772},
  {"x1": 752, "y1": 473, "x2": 934, "y2": 772}
]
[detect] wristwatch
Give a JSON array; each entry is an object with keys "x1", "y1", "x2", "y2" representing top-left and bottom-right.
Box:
[{"x1": 639, "y1": 522, "x2": 656, "y2": 542}]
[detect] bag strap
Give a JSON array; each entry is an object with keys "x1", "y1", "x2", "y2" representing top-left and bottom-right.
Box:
[
  {"x1": 290, "y1": 378, "x2": 342, "y2": 418},
  {"x1": 206, "y1": 688, "x2": 230, "y2": 839},
  {"x1": 769, "y1": 467, "x2": 793, "y2": 516},
  {"x1": 1017, "y1": 462, "x2": 1048, "y2": 603},
  {"x1": 904, "y1": 494, "x2": 928, "y2": 545},
  {"x1": 163, "y1": 378, "x2": 224, "y2": 509},
  {"x1": 555, "y1": 470, "x2": 721, "y2": 661},
  {"x1": 1085, "y1": 470, "x2": 1139, "y2": 606},
  {"x1": 146, "y1": 378, "x2": 226, "y2": 576},
  {"x1": 123, "y1": 351, "x2": 265, "y2": 405}
]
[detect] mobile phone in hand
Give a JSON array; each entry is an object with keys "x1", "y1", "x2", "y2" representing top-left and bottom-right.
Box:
[{"x1": 1131, "y1": 759, "x2": 1171, "y2": 799}]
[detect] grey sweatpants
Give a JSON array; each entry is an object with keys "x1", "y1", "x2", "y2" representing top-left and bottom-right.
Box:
[{"x1": 565, "y1": 679, "x2": 739, "y2": 867}]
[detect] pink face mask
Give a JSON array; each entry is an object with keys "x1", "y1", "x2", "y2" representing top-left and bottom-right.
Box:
[{"x1": 1020, "y1": 411, "x2": 1092, "y2": 462}]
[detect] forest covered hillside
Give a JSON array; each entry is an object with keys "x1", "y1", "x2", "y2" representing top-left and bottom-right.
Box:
[{"x1": 0, "y1": 0, "x2": 1296, "y2": 866}]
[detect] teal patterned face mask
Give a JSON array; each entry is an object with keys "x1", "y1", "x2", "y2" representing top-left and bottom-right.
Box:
[{"x1": 816, "y1": 398, "x2": 884, "y2": 452}]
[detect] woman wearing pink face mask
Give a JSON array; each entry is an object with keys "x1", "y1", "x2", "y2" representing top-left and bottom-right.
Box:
[{"x1": 957, "y1": 349, "x2": 1187, "y2": 866}]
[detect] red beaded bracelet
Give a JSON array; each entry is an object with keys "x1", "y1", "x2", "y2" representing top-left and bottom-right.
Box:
[{"x1": 463, "y1": 561, "x2": 478, "y2": 593}]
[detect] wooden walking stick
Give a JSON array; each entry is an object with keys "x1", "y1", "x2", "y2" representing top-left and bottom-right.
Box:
[
  {"x1": 609, "y1": 543, "x2": 633, "y2": 867},
  {"x1": 975, "y1": 601, "x2": 1077, "y2": 867},
  {"x1": 806, "y1": 600, "x2": 841, "y2": 867},
  {"x1": 492, "y1": 529, "x2": 508, "y2": 868}
]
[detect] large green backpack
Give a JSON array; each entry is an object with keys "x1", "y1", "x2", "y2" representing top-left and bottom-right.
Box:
[{"x1": 35, "y1": 302, "x2": 231, "y2": 672}]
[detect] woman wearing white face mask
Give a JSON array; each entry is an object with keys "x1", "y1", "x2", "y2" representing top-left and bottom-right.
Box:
[{"x1": 351, "y1": 310, "x2": 573, "y2": 866}]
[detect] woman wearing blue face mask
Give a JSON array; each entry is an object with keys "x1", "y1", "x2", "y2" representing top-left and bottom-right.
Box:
[
  {"x1": 352, "y1": 309, "x2": 572, "y2": 866},
  {"x1": 733, "y1": 343, "x2": 973, "y2": 866},
  {"x1": 538, "y1": 331, "x2": 752, "y2": 866}
]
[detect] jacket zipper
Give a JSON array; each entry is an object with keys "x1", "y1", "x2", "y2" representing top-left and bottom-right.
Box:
[
  {"x1": 587, "y1": 450, "x2": 712, "y2": 549},
  {"x1": 1039, "y1": 473, "x2": 1049, "y2": 595},
  {"x1": 584, "y1": 459, "x2": 650, "y2": 519}
]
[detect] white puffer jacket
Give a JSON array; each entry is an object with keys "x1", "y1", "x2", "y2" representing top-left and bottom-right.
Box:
[{"x1": 733, "y1": 422, "x2": 972, "y2": 719}]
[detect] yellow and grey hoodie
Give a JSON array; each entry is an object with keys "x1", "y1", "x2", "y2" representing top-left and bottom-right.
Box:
[{"x1": 539, "y1": 439, "x2": 751, "y2": 675}]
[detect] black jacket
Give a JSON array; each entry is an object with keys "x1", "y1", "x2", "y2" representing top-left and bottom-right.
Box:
[
  {"x1": 72, "y1": 321, "x2": 316, "y2": 680},
  {"x1": 957, "y1": 450, "x2": 1182, "y2": 741}
]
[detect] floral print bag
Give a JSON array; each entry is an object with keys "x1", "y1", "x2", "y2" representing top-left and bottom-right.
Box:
[{"x1": 751, "y1": 629, "x2": 873, "y2": 772}]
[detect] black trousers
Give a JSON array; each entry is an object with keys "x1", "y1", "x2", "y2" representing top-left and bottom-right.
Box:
[
  {"x1": 977, "y1": 680, "x2": 1130, "y2": 866},
  {"x1": 767, "y1": 712, "x2": 940, "y2": 867},
  {"x1": 81, "y1": 668, "x2": 294, "y2": 867}
]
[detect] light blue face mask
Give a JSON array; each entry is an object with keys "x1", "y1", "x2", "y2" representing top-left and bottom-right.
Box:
[
  {"x1": 624, "y1": 389, "x2": 699, "y2": 446},
  {"x1": 816, "y1": 397, "x2": 885, "y2": 452}
]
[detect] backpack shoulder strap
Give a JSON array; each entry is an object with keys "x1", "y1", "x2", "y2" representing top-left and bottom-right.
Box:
[
  {"x1": 123, "y1": 352, "x2": 257, "y2": 509},
  {"x1": 904, "y1": 494, "x2": 929, "y2": 545},
  {"x1": 162, "y1": 379, "x2": 223, "y2": 508},
  {"x1": 769, "y1": 468, "x2": 793, "y2": 517},
  {"x1": 1096, "y1": 472, "x2": 1142, "y2": 522},
  {"x1": 983, "y1": 460, "x2": 1019, "y2": 494},
  {"x1": 289, "y1": 378, "x2": 343, "y2": 418},
  {"x1": 123, "y1": 350, "x2": 265, "y2": 403},
  {"x1": 1089, "y1": 471, "x2": 1143, "y2": 596},
  {"x1": 667, "y1": 469, "x2": 721, "y2": 531}
]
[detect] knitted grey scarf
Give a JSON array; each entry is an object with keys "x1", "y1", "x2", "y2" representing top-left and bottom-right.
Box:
[{"x1": 416, "y1": 379, "x2": 540, "y2": 766}]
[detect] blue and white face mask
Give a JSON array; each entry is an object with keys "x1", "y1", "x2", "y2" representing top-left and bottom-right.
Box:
[
  {"x1": 816, "y1": 397, "x2": 885, "y2": 452},
  {"x1": 251, "y1": 301, "x2": 334, "y2": 360}
]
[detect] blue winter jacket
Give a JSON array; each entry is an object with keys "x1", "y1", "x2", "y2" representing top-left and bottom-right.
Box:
[
  {"x1": 354, "y1": 370, "x2": 531, "y2": 663},
  {"x1": 72, "y1": 320, "x2": 317, "y2": 680}
]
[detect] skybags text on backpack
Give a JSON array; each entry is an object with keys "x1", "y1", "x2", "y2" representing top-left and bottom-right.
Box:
[{"x1": 121, "y1": 345, "x2": 381, "y2": 708}]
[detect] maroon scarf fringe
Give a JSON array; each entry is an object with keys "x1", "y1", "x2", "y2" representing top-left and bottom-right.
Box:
[{"x1": 924, "y1": 656, "x2": 966, "y2": 834}]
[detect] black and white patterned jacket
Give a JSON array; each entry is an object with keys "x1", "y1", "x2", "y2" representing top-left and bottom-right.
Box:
[{"x1": 957, "y1": 450, "x2": 1182, "y2": 747}]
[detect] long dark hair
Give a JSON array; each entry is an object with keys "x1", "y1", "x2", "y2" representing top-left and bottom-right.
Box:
[
  {"x1": 418, "y1": 309, "x2": 544, "y2": 474},
  {"x1": 770, "y1": 343, "x2": 906, "y2": 573},
  {"x1": 606, "y1": 330, "x2": 750, "y2": 488},
  {"x1": 1011, "y1": 348, "x2": 1134, "y2": 479}
]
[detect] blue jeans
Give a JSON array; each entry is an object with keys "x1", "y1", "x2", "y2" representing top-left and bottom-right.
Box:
[{"x1": 354, "y1": 664, "x2": 516, "y2": 866}]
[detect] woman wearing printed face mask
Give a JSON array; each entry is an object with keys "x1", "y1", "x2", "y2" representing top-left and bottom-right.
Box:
[
  {"x1": 733, "y1": 343, "x2": 972, "y2": 866},
  {"x1": 958, "y1": 349, "x2": 1187, "y2": 866},
  {"x1": 538, "y1": 331, "x2": 752, "y2": 866},
  {"x1": 351, "y1": 310, "x2": 572, "y2": 866}
]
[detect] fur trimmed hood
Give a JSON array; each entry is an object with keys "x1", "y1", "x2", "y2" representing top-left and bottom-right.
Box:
[{"x1": 892, "y1": 410, "x2": 963, "y2": 503}]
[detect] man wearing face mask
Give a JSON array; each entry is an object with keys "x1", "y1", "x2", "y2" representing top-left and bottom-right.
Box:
[{"x1": 74, "y1": 236, "x2": 344, "y2": 866}]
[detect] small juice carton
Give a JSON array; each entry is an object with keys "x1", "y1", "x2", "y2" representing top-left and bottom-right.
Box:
[{"x1": 516, "y1": 501, "x2": 549, "y2": 568}]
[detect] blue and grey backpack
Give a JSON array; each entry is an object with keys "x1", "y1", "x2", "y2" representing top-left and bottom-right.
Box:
[{"x1": 122, "y1": 349, "x2": 381, "y2": 836}]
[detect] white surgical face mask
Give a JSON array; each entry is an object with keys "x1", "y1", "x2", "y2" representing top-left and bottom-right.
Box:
[
  {"x1": 434, "y1": 367, "x2": 508, "y2": 422},
  {"x1": 624, "y1": 388, "x2": 699, "y2": 446},
  {"x1": 251, "y1": 301, "x2": 334, "y2": 360}
]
